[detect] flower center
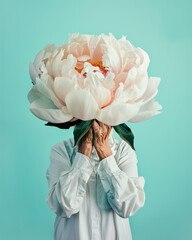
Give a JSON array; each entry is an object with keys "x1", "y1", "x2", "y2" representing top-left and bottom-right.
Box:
[
  {"x1": 75, "y1": 60, "x2": 109, "y2": 78},
  {"x1": 91, "y1": 61, "x2": 109, "y2": 76}
]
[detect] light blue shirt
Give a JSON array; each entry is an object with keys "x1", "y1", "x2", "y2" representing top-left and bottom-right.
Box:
[{"x1": 46, "y1": 132, "x2": 145, "y2": 240}]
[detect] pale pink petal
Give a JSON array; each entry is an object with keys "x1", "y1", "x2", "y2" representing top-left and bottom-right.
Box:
[
  {"x1": 29, "y1": 49, "x2": 45, "y2": 84},
  {"x1": 129, "y1": 98, "x2": 162, "y2": 123},
  {"x1": 52, "y1": 50, "x2": 65, "y2": 77},
  {"x1": 53, "y1": 76, "x2": 76, "y2": 103},
  {"x1": 121, "y1": 51, "x2": 138, "y2": 73},
  {"x1": 29, "y1": 62, "x2": 38, "y2": 85},
  {"x1": 101, "y1": 33, "x2": 122, "y2": 75},
  {"x1": 118, "y1": 35, "x2": 135, "y2": 51},
  {"x1": 35, "y1": 78, "x2": 64, "y2": 109},
  {"x1": 114, "y1": 72, "x2": 128, "y2": 89},
  {"x1": 33, "y1": 49, "x2": 44, "y2": 70},
  {"x1": 136, "y1": 77, "x2": 161, "y2": 105},
  {"x1": 87, "y1": 85, "x2": 111, "y2": 109},
  {"x1": 42, "y1": 43, "x2": 57, "y2": 60},
  {"x1": 135, "y1": 47, "x2": 150, "y2": 74},
  {"x1": 89, "y1": 35, "x2": 104, "y2": 62},
  {"x1": 124, "y1": 74, "x2": 149, "y2": 101},
  {"x1": 28, "y1": 93, "x2": 73, "y2": 123},
  {"x1": 96, "y1": 100, "x2": 140, "y2": 126},
  {"x1": 60, "y1": 54, "x2": 78, "y2": 78},
  {"x1": 68, "y1": 33, "x2": 92, "y2": 43},
  {"x1": 65, "y1": 89, "x2": 99, "y2": 120},
  {"x1": 30, "y1": 99, "x2": 73, "y2": 123},
  {"x1": 102, "y1": 72, "x2": 116, "y2": 89},
  {"x1": 77, "y1": 55, "x2": 91, "y2": 61},
  {"x1": 27, "y1": 85, "x2": 41, "y2": 103},
  {"x1": 102, "y1": 45, "x2": 121, "y2": 75}
]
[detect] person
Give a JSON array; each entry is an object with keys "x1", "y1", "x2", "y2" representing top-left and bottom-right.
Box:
[{"x1": 46, "y1": 119, "x2": 146, "y2": 240}]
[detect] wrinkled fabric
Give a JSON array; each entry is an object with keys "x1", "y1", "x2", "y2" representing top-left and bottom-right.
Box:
[{"x1": 46, "y1": 131, "x2": 146, "y2": 240}]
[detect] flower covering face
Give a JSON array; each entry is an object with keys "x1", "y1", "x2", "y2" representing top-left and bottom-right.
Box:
[{"x1": 28, "y1": 33, "x2": 162, "y2": 126}]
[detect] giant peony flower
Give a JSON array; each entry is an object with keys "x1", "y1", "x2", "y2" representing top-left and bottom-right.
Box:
[{"x1": 27, "y1": 33, "x2": 162, "y2": 149}]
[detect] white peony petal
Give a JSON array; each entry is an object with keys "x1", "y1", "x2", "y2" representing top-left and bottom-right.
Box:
[
  {"x1": 45, "y1": 48, "x2": 59, "y2": 78},
  {"x1": 65, "y1": 89, "x2": 99, "y2": 120},
  {"x1": 29, "y1": 49, "x2": 45, "y2": 85},
  {"x1": 118, "y1": 35, "x2": 135, "y2": 52},
  {"x1": 129, "y1": 98, "x2": 162, "y2": 123},
  {"x1": 89, "y1": 35, "x2": 103, "y2": 62},
  {"x1": 125, "y1": 74, "x2": 149, "y2": 101},
  {"x1": 69, "y1": 33, "x2": 92, "y2": 43},
  {"x1": 136, "y1": 77, "x2": 161, "y2": 105},
  {"x1": 82, "y1": 71, "x2": 112, "y2": 108},
  {"x1": 101, "y1": 33, "x2": 122, "y2": 75},
  {"x1": 96, "y1": 100, "x2": 140, "y2": 126},
  {"x1": 140, "y1": 98, "x2": 162, "y2": 112},
  {"x1": 60, "y1": 54, "x2": 77, "y2": 78},
  {"x1": 29, "y1": 94, "x2": 73, "y2": 123},
  {"x1": 102, "y1": 46, "x2": 121, "y2": 75},
  {"x1": 27, "y1": 85, "x2": 41, "y2": 103},
  {"x1": 69, "y1": 33, "x2": 80, "y2": 41},
  {"x1": 136, "y1": 47, "x2": 150, "y2": 72},
  {"x1": 77, "y1": 55, "x2": 91, "y2": 61},
  {"x1": 84, "y1": 71, "x2": 103, "y2": 88},
  {"x1": 120, "y1": 51, "x2": 137, "y2": 73},
  {"x1": 29, "y1": 62, "x2": 38, "y2": 85},
  {"x1": 53, "y1": 76, "x2": 76, "y2": 103},
  {"x1": 103, "y1": 72, "x2": 115, "y2": 89},
  {"x1": 125, "y1": 67, "x2": 137, "y2": 86},
  {"x1": 115, "y1": 82, "x2": 125, "y2": 99},
  {"x1": 81, "y1": 62, "x2": 100, "y2": 79},
  {"x1": 52, "y1": 50, "x2": 64, "y2": 77},
  {"x1": 34, "y1": 78, "x2": 63, "y2": 109},
  {"x1": 33, "y1": 49, "x2": 45, "y2": 69},
  {"x1": 88, "y1": 85, "x2": 111, "y2": 109},
  {"x1": 42, "y1": 43, "x2": 57, "y2": 60}
]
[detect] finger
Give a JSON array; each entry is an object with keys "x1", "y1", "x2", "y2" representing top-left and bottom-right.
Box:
[
  {"x1": 90, "y1": 126, "x2": 93, "y2": 136},
  {"x1": 96, "y1": 120, "x2": 101, "y2": 127},
  {"x1": 84, "y1": 127, "x2": 92, "y2": 139},
  {"x1": 101, "y1": 122, "x2": 109, "y2": 135},
  {"x1": 86, "y1": 127, "x2": 93, "y2": 141},
  {"x1": 105, "y1": 125, "x2": 112, "y2": 137},
  {"x1": 88, "y1": 127, "x2": 93, "y2": 140},
  {"x1": 108, "y1": 126, "x2": 112, "y2": 135},
  {"x1": 107, "y1": 125, "x2": 112, "y2": 131},
  {"x1": 92, "y1": 119, "x2": 100, "y2": 132},
  {"x1": 90, "y1": 126, "x2": 94, "y2": 135},
  {"x1": 91, "y1": 126, "x2": 95, "y2": 138},
  {"x1": 97, "y1": 119, "x2": 104, "y2": 128},
  {"x1": 100, "y1": 121, "x2": 105, "y2": 129}
]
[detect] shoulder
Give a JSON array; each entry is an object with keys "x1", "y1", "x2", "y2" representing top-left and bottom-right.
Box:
[
  {"x1": 51, "y1": 137, "x2": 77, "y2": 158},
  {"x1": 115, "y1": 139, "x2": 138, "y2": 163},
  {"x1": 115, "y1": 139, "x2": 132, "y2": 152},
  {"x1": 47, "y1": 138, "x2": 76, "y2": 178}
]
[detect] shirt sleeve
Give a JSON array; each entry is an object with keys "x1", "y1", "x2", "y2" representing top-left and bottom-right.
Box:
[
  {"x1": 96, "y1": 140, "x2": 146, "y2": 218},
  {"x1": 45, "y1": 141, "x2": 94, "y2": 218}
]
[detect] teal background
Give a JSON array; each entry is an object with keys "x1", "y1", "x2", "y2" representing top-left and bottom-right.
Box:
[{"x1": 1, "y1": 0, "x2": 191, "y2": 239}]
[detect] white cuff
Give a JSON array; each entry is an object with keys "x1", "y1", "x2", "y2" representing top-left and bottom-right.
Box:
[
  {"x1": 72, "y1": 152, "x2": 94, "y2": 174},
  {"x1": 97, "y1": 154, "x2": 120, "y2": 177}
]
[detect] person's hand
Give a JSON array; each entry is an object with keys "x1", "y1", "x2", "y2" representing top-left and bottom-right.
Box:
[
  {"x1": 92, "y1": 119, "x2": 113, "y2": 161},
  {"x1": 77, "y1": 127, "x2": 93, "y2": 159}
]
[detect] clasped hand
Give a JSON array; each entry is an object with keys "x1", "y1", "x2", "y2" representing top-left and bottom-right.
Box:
[{"x1": 78, "y1": 120, "x2": 113, "y2": 161}]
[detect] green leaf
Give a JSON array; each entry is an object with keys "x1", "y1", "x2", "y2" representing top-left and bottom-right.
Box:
[
  {"x1": 73, "y1": 120, "x2": 94, "y2": 147},
  {"x1": 45, "y1": 119, "x2": 83, "y2": 129},
  {"x1": 113, "y1": 123, "x2": 136, "y2": 151}
]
